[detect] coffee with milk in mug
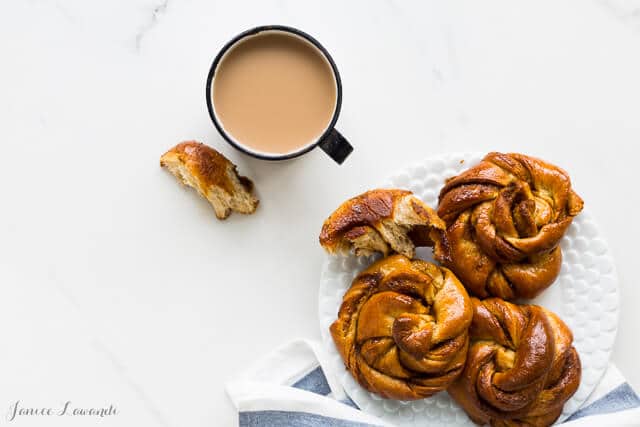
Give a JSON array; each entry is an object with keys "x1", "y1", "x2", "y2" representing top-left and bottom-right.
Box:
[{"x1": 211, "y1": 32, "x2": 338, "y2": 156}]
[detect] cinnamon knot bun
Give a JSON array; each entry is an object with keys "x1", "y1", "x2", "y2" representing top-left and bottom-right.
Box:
[
  {"x1": 330, "y1": 254, "x2": 473, "y2": 400},
  {"x1": 448, "y1": 298, "x2": 581, "y2": 426},
  {"x1": 320, "y1": 189, "x2": 446, "y2": 258},
  {"x1": 435, "y1": 152, "x2": 583, "y2": 299}
]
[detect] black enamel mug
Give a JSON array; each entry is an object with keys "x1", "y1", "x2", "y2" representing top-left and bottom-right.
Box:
[{"x1": 205, "y1": 25, "x2": 353, "y2": 164}]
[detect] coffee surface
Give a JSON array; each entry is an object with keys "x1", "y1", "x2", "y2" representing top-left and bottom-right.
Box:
[{"x1": 212, "y1": 32, "x2": 337, "y2": 155}]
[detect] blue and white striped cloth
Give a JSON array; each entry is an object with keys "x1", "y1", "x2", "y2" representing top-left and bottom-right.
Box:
[{"x1": 226, "y1": 340, "x2": 640, "y2": 426}]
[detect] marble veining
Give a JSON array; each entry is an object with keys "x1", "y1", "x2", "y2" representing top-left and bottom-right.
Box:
[{"x1": 135, "y1": 0, "x2": 170, "y2": 51}]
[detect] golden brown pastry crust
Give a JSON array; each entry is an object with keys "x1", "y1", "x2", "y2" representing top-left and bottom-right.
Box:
[
  {"x1": 330, "y1": 254, "x2": 473, "y2": 400},
  {"x1": 448, "y1": 298, "x2": 581, "y2": 427},
  {"x1": 319, "y1": 189, "x2": 446, "y2": 258},
  {"x1": 160, "y1": 141, "x2": 258, "y2": 219},
  {"x1": 434, "y1": 152, "x2": 583, "y2": 300}
]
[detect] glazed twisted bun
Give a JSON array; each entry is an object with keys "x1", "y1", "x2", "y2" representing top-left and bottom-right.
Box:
[
  {"x1": 330, "y1": 254, "x2": 473, "y2": 400},
  {"x1": 434, "y1": 152, "x2": 583, "y2": 300},
  {"x1": 320, "y1": 189, "x2": 445, "y2": 258},
  {"x1": 448, "y1": 298, "x2": 581, "y2": 427}
]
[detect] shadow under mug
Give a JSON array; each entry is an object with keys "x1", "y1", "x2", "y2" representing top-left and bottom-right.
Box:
[{"x1": 205, "y1": 25, "x2": 353, "y2": 164}]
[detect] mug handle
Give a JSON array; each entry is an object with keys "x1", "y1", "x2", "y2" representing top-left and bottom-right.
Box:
[{"x1": 319, "y1": 129, "x2": 353, "y2": 164}]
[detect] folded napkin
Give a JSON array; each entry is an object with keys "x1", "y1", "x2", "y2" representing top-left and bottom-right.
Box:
[{"x1": 226, "y1": 340, "x2": 640, "y2": 427}]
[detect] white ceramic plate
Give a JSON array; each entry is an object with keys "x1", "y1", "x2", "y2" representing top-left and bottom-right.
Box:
[{"x1": 318, "y1": 152, "x2": 619, "y2": 426}]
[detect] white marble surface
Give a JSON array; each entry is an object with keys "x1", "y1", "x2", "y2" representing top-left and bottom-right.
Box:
[{"x1": 1, "y1": 1, "x2": 639, "y2": 426}]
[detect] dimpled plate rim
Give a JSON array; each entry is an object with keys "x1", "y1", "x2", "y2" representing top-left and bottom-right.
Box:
[{"x1": 318, "y1": 152, "x2": 619, "y2": 426}]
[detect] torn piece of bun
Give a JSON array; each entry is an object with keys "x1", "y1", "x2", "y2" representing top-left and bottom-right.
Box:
[
  {"x1": 160, "y1": 141, "x2": 258, "y2": 220},
  {"x1": 319, "y1": 189, "x2": 445, "y2": 258}
]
